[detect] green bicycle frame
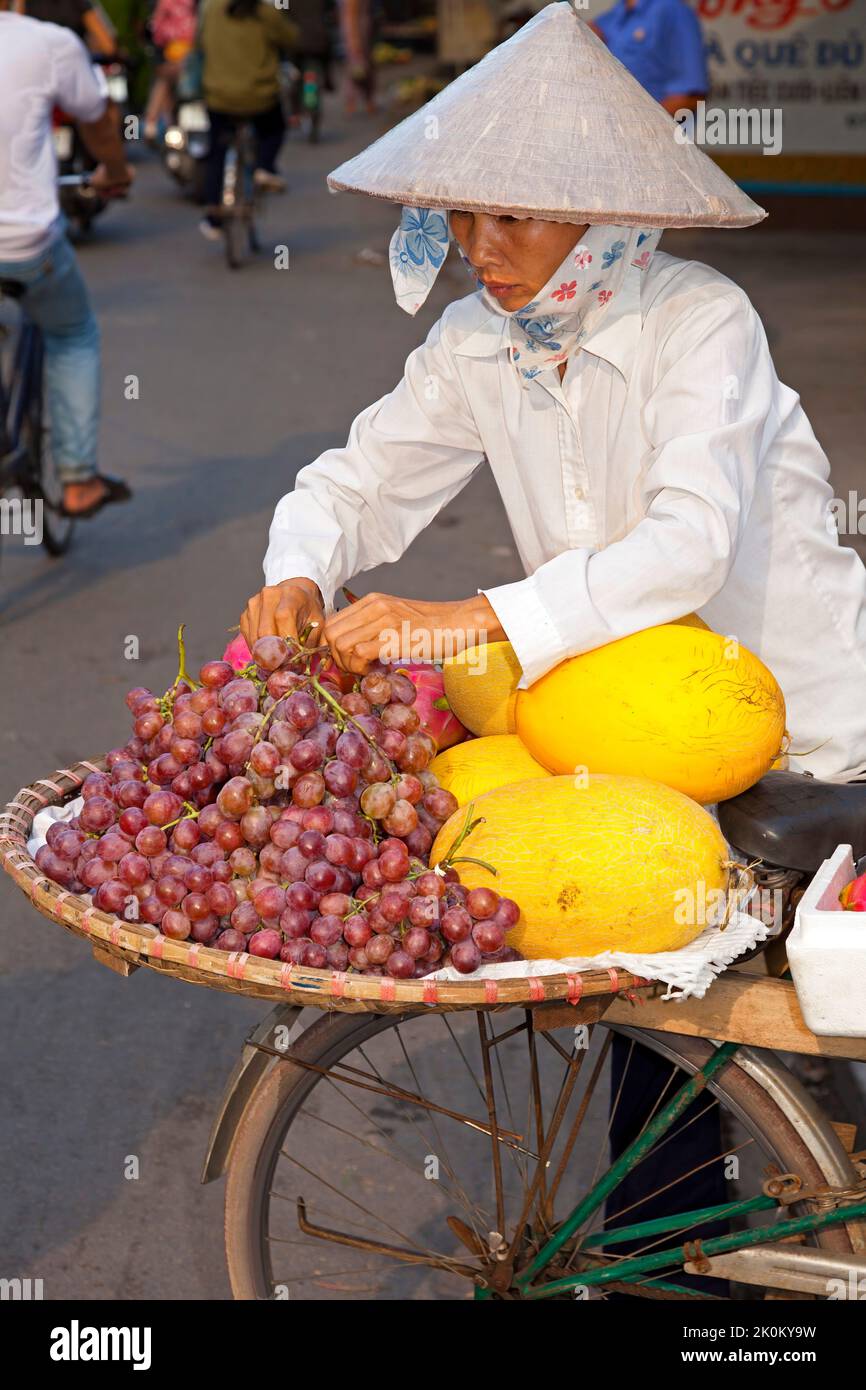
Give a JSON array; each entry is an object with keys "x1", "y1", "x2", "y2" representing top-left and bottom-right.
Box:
[{"x1": 501, "y1": 1040, "x2": 866, "y2": 1297}]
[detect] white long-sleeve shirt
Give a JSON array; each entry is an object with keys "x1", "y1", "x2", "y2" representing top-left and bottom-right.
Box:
[
  {"x1": 264, "y1": 250, "x2": 866, "y2": 783},
  {"x1": 0, "y1": 15, "x2": 107, "y2": 261}
]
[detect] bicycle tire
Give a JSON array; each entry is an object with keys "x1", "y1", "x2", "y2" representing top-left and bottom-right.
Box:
[
  {"x1": 224, "y1": 213, "x2": 245, "y2": 270},
  {"x1": 224, "y1": 1010, "x2": 864, "y2": 1300},
  {"x1": 20, "y1": 327, "x2": 74, "y2": 557}
]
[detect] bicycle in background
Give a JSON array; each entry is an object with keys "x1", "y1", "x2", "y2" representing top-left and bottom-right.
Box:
[
  {"x1": 0, "y1": 276, "x2": 74, "y2": 564},
  {"x1": 219, "y1": 122, "x2": 262, "y2": 271}
]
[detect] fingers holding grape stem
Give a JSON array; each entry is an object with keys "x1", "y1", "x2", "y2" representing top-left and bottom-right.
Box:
[{"x1": 35, "y1": 627, "x2": 525, "y2": 978}]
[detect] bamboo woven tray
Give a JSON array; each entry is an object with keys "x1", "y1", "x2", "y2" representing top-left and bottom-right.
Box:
[{"x1": 0, "y1": 758, "x2": 648, "y2": 1015}]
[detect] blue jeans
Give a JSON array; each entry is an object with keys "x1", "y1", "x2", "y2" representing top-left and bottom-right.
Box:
[{"x1": 0, "y1": 229, "x2": 100, "y2": 482}]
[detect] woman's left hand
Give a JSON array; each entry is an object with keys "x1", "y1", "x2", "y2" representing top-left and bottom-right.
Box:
[{"x1": 323, "y1": 592, "x2": 498, "y2": 676}]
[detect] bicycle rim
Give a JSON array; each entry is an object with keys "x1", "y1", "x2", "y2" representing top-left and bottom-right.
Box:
[
  {"x1": 21, "y1": 330, "x2": 73, "y2": 556},
  {"x1": 224, "y1": 1010, "x2": 863, "y2": 1300}
]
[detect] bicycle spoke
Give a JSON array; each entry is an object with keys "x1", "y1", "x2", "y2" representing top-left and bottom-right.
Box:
[
  {"x1": 278, "y1": 1144, "x2": 456, "y2": 1263},
  {"x1": 477, "y1": 1012, "x2": 507, "y2": 1238},
  {"x1": 359, "y1": 1036, "x2": 495, "y2": 1248},
  {"x1": 602, "y1": 1135, "x2": 756, "y2": 1247},
  {"x1": 390, "y1": 1025, "x2": 496, "y2": 1245},
  {"x1": 525, "y1": 1013, "x2": 548, "y2": 1223},
  {"x1": 307, "y1": 1079, "x2": 488, "y2": 1221},
  {"x1": 545, "y1": 1030, "x2": 613, "y2": 1212}
]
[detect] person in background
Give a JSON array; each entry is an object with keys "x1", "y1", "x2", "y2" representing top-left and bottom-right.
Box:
[
  {"x1": 0, "y1": 2, "x2": 133, "y2": 517},
  {"x1": 24, "y1": 0, "x2": 118, "y2": 54},
  {"x1": 290, "y1": 0, "x2": 337, "y2": 97},
  {"x1": 591, "y1": 0, "x2": 707, "y2": 117},
  {"x1": 198, "y1": 0, "x2": 298, "y2": 239},
  {"x1": 143, "y1": 0, "x2": 198, "y2": 143},
  {"x1": 338, "y1": 0, "x2": 377, "y2": 116}
]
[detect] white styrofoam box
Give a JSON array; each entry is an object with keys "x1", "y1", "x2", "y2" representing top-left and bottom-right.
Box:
[{"x1": 788, "y1": 844, "x2": 866, "y2": 1038}]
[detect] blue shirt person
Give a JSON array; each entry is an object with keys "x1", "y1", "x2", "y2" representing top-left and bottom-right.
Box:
[{"x1": 592, "y1": 0, "x2": 708, "y2": 115}]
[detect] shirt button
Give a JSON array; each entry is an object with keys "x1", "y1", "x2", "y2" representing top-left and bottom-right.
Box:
[{"x1": 574, "y1": 486, "x2": 586, "y2": 501}]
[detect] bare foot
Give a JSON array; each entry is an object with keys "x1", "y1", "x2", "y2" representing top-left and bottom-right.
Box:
[{"x1": 63, "y1": 478, "x2": 108, "y2": 515}]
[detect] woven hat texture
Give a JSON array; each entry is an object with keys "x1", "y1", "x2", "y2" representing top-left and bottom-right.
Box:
[{"x1": 327, "y1": 2, "x2": 765, "y2": 229}]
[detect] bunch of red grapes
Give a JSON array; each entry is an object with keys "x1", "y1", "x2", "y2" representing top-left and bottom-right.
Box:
[{"x1": 35, "y1": 635, "x2": 522, "y2": 978}]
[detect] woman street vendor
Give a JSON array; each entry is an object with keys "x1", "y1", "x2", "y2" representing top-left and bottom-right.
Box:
[
  {"x1": 242, "y1": 6, "x2": 866, "y2": 785},
  {"x1": 240, "y1": 3, "x2": 866, "y2": 1250}
]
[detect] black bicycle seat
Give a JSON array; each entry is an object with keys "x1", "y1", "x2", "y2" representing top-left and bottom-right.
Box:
[
  {"x1": 0, "y1": 278, "x2": 26, "y2": 300},
  {"x1": 718, "y1": 769, "x2": 866, "y2": 872}
]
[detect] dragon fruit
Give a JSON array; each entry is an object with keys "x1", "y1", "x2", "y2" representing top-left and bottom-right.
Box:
[{"x1": 390, "y1": 662, "x2": 468, "y2": 752}]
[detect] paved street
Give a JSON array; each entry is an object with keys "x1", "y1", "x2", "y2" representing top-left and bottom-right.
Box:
[{"x1": 1, "y1": 96, "x2": 865, "y2": 1299}]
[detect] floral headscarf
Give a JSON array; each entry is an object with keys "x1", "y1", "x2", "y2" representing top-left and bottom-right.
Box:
[{"x1": 389, "y1": 208, "x2": 660, "y2": 386}]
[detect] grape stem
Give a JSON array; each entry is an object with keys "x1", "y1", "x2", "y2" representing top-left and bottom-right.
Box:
[
  {"x1": 173, "y1": 623, "x2": 199, "y2": 693},
  {"x1": 310, "y1": 674, "x2": 381, "y2": 760},
  {"x1": 439, "y1": 802, "x2": 498, "y2": 877},
  {"x1": 342, "y1": 864, "x2": 435, "y2": 920},
  {"x1": 163, "y1": 800, "x2": 201, "y2": 832}
]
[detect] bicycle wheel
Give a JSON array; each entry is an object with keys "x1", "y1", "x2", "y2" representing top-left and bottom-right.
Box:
[
  {"x1": 224, "y1": 211, "x2": 246, "y2": 271},
  {"x1": 224, "y1": 1009, "x2": 865, "y2": 1300},
  {"x1": 20, "y1": 327, "x2": 74, "y2": 557}
]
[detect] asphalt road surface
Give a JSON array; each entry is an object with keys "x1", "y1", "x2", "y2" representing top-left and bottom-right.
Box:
[{"x1": 2, "y1": 99, "x2": 865, "y2": 1300}]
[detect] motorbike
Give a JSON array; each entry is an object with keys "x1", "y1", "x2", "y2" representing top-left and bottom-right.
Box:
[
  {"x1": 161, "y1": 97, "x2": 211, "y2": 203},
  {"x1": 53, "y1": 60, "x2": 129, "y2": 238},
  {"x1": 281, "y1": 58, "x2": 324, "y2": 144}
]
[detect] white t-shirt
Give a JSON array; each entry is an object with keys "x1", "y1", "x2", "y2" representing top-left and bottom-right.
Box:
[{"x1": 0, "y1": 14, "x2": 107, "y2": 262}]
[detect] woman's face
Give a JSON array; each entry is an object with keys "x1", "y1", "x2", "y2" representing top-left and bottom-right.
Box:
[{"x1": 450, "y1": 212, "x2": 588, "y2": 312}]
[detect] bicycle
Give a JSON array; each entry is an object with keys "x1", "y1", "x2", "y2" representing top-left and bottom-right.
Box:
[
  {"x1": 0, "y1": 277, "x2": 74, "y2": 563},
  {"x1": 4, "y1": 760, "x2": 866, "y2": 1301},
  {"x1": 283, "y1": 57, "x2": 324, "y2": 144},
  {"x1": 220, "y1": 121, "x2": 262, "y2": 271},
  {"x1": 207, "y1": 775, "x2": 866, "y2": 1301}
]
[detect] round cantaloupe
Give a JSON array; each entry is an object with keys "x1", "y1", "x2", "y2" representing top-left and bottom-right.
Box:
[
  {"x1": 515, "y1": 624, "x2": 785, "y2": 805},
  {"x1": 442, "y1": 641, "x2": 521, "y2": 737},
  {"x1": 430, "y1": 734, "x2": 549, "y2": 807},
  {"x1": 430, "y1": 774, "x2": 729, "y2": 958}
]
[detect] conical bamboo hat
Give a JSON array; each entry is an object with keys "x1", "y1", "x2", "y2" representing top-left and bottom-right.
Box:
[{"x1": 328, "y1": 2, "x2": 764, "y2": 229}]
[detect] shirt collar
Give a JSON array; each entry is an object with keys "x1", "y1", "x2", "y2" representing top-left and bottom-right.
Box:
[{"x1": 452, "y1": 269, "x2": 643, "y2": 381}]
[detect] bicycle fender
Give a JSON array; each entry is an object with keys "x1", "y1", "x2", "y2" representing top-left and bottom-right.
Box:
[{"x1": 200, "y1": 1003, "x2": 303, "y2": 1184}]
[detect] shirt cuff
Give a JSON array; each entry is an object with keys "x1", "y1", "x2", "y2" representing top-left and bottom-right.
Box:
[{"x1": 480, "y1": 577, "x2": 571, "y2": 690}]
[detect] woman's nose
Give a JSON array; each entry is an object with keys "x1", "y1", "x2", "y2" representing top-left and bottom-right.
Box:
[{"x1": 465, "y1": 215, "x2": 504, "y2": 270}]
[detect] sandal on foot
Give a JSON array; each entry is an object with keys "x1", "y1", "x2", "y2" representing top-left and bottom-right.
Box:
[{"x1": 61, "y1": 474, "x2": 133, "y2": 520}]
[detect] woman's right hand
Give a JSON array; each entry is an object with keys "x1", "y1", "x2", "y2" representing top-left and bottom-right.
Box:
[{"x1": 240, "y1": 578, "x2": 326, "y2": 650}]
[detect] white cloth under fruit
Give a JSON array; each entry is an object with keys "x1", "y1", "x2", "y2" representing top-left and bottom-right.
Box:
[
  {"x1": 426, "y1": 910, "x2": 769, "y2": 1001},
  {"x1": 27, "y1": 799, "x2": 767, "y2": 1002},
  {"x1": 263, "y1": 247, "x2": 866, "y2": 785}
]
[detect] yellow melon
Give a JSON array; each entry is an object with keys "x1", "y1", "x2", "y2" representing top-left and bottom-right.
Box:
[
  {"x1": 430, "y1": 734, "x2": 549, "y2": 807},
  {"x1": 442, "y1": 641, "x2": 521, "y2": 736},
  {"x1": 442, "y1": 615, "x2": 708, "y2": 741},
  {"x1": 430, "y1": 774, "x2": 729, "y2": 958},
  {"x1": 515, "y1": 624, "x2": 785, "y2": 805}
]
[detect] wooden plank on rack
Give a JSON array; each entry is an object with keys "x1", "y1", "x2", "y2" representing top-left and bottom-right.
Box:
[
  {"x1": 91, "y1": 943, "x2": 139, "y2": 978},
  {"x1": 598, "y1": 976, "x2": 866, "y2": 1063}
]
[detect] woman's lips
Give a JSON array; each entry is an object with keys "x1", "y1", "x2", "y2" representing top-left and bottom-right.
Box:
[{"x1": 482, "y1": 281, "x2": 519, "y2": 299}]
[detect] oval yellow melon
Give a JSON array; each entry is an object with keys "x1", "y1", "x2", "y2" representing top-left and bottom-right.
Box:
[
  {"x1": 430, "y1": 734, "x2": 549, "y2": 807},
  {"x1": 430, "y1": 774, "x2": 729, "y2": 958},
  {"x1": 442, "y1": 641, "x2": 521, "y2": 736},
  {"x1": 442, "y1": 616, "x2": 707, "y2": 741},
  {"x1": 515, "y1": 624, "x2": 785, "y2": 805}
]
